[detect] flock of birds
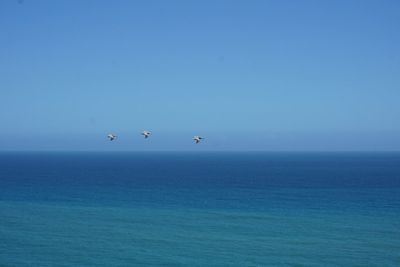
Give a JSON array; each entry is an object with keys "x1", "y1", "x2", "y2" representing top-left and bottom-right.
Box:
[{"x1": 107, "y1": 131, "x2": 204, "y2": 144}]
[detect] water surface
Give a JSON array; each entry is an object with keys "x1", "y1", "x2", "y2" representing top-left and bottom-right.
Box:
[{"x1": 1, "y1": 152, "x2": 399, "y2": 266}]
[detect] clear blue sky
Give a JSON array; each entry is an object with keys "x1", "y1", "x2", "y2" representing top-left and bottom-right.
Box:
[{"x1": 1, "y1": 0, "x2": 399, "y2": 151}]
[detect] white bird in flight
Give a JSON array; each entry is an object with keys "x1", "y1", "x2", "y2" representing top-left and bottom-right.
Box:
[
  {"x1": 141, "y1": 130, "x2": 151, "y2": 139},
  {"x1": 107, "y1": 133, "x2": 117, "y2": 141},
  {"x1": 193, "y1": 136, "x2": 204, "y2": 144}
]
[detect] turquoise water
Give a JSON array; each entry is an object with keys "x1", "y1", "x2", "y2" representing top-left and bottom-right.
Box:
[{"x1": 0, "y1": 152, "x2": 400, "y2": 266}]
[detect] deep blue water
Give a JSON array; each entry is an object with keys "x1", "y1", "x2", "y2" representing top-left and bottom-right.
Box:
[{"x1": 1, "y1": 152, "x2": 400, "y2": 266}]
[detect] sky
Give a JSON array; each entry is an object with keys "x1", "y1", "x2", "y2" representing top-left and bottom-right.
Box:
[{"x1": 0, "y1": 0, "x2": 399, "y2": 151}]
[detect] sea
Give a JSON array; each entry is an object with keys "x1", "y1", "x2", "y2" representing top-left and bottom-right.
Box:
[{"x1": 0, "y1": 152, "x2": 399, "y2": 266}]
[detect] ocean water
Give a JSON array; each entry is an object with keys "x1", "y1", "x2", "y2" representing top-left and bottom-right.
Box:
[{"x1": 0, "y1": 152, "x2": 399, "y2": 266}]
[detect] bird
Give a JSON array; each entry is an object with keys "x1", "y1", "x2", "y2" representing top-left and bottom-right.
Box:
[
  {"x1": 141, "y1": 130, "x2": 151, "y2": 139},
  {"x1": 107, "y1": 133, "x2": 117, "y2": 141},
  {"x1": 193, "y1": 136, "x2": 204, "y2": 144}
]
